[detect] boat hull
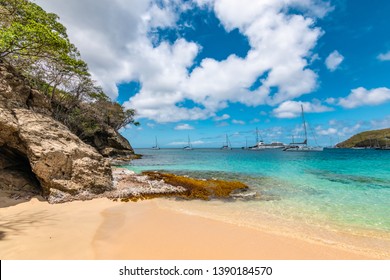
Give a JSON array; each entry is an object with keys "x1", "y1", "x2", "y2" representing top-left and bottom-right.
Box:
[{"x1": 283, "y1": 146, "x2": 324, "y2": 152}]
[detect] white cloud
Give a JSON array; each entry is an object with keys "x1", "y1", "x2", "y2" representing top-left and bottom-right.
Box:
[
  {"x1": 338, "y1": 87, "x2": 390, "y2": 108},
  {"x1": 34, "y1": 0, "x2": 331, "y2": 123},
  {"x1": 370, "y1": 115, "x2": 390, "y2": 129},
  {"x1": 213, "y1": 114, "x2": 230, "y2": 121},
  {"x1": 217, "y1": 121, "x2": 229, "y2": 127},
  {"x1": 169, "y1": 140, "x2": 204, "y2": 145},
  {"x1": 232, "y1": 119, "x2": 246, "y2": 125},
  {"x1": 325, "y1": 97, "x2": 336, "y2": 104},
  {"x1": 273, "y1": 100, "x2": 333, "y2": 118},
  {"x1": 341, "y1": 123, "x2": 361, "y2": 135},
  {"x1": 316, "y1": 127, "x2": 337, "y2": 136},
  {"x1": 377, "y1": 51, "x2": 390, "y2": 61},
  {"x1": 325, "y1": 50, "x2": 344, "y2": 71},
  {"x1": 174, "y1": 123, "x2": 195, "y2": 130}
]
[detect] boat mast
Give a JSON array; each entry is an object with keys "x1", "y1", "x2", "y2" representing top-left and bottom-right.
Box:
[
  {"x1": 155, "y1": 136, "x2": 158, "y2": 148},
  {"x1": 301, "y1": 105, "x2": 308, "y2": 146},
  {"x1": 188, "y1": 135, "x2": 191, "y2": 148}
]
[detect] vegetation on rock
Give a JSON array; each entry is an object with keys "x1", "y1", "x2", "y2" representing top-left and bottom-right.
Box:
[
  {"x1": 337, "y1": 128, "x2": 390, "y2": 148},
  {"x1": 142, "y1": 171, "x2": 249, "y2": 200},
  {"x1": 0, "y1": 0, "x2": 139, "y2": 154}
]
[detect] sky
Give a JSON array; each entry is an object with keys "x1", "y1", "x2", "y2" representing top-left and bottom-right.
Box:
[{"x1": 34, "y1": 0, "x2": 390, "y2": 148}]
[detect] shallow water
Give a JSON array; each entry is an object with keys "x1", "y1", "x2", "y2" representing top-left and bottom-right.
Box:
[{"x1": 125, "y1": 148, "x2": 390, "y2": 258}]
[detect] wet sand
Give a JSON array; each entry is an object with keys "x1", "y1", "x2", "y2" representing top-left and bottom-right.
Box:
[{"x1": 0, "y1": 196, "x2": 375, "y2": 260}]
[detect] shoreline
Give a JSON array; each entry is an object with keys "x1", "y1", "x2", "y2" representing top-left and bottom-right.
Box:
[
  {"x1": 93, "y1": 199, "x2": 376, "y2": 260},
  {"x1": 0, "y1": 167, "x2": 388, "y2": 260},
  {"x1": 0, "y1": 195, "x2": 380, "y2": 260}
]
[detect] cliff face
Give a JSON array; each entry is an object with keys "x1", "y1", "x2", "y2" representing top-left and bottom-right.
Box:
[
  {"x1": 84, "y1": 126, "x2": 134, "y2": 158},
  {"x1": 0, "y1": 62, "x2": 114, "y2": 203}
]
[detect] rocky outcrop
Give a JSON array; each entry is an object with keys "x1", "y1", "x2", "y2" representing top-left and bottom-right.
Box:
[
  {"x1": 85, "y1": 126, "x2": 134, "y2": 158},
  {"x1": 0, "y1": 62, "x2": 113, "y2": 203}
]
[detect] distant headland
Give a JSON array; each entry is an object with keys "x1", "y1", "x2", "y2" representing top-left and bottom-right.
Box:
[{"x1": 337, "y1": 128, "x2": 390, "y2": 149}]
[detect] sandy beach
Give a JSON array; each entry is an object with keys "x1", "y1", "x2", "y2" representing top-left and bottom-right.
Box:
[{"x1": 0, "y1": 196, "x2": 376, "y2": 260}]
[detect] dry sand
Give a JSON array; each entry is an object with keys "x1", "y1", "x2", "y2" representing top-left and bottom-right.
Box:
[{"x1": 0, "y1": 196, "x2": 376, "y2": 260}]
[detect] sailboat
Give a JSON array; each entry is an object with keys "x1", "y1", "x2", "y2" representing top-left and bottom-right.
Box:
[
  {"x1": 283, "y1": 105, "x2": 323, "y2": 152},
  {"x1": 183, "y1": 135, "x2": 193, "y2": 150},
  {"x1": 151, "y1": 136, "x2": 160, "y2": 150},
  {"x1": 241, "y1": 137, "x2": 249, "y2": 149},
  {"x1": 221, "y1": 134, "x2": 232, "y2": 150}
]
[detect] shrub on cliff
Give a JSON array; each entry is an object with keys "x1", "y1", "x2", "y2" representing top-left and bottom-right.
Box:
[{"x1": 0, "y1": 0, "x2": 139, "y2": 146}]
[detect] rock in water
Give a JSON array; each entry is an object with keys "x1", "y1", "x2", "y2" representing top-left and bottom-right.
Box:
[{"x1": 0, "y1": 62, "x2": 113, "y2": 203}]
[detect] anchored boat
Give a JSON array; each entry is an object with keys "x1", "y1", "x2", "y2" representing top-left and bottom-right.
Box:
[{"x1": 283, "y1": 105, "x2": 323, "y2": 152}]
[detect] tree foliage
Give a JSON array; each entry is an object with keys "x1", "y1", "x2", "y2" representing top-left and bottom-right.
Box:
[
  {"x1": 0, "y1": 0, "x2": 139, "y2": 136},
  {"x1": 0, "y1": 0, "x2": 72, "y2": 64}
]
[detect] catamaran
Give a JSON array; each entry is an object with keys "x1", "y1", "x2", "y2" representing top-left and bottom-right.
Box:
[
  {"x1": 221, "y1": 134, "x2": 232, "y2": 150},
  {"x1": 183, "y1": 135, "x2": 193, "y2": 150},
  {"x1": 283, "y1": 105, "x2": 323, "y2": 152},
  {"x1": 151, "y1": 136, "x2": 160, "y2": 150}
]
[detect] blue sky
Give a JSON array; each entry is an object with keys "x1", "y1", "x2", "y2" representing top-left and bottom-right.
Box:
[{"x1": 35, "y1": 0, "x2": 390, "y2": 148}]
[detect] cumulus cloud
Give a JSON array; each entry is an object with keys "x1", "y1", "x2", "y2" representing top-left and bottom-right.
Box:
[
  {"x1": 169, "y1": 140, "x2": 204, "y2": 145},
  {"x1": 338, "y1": 87, "x2": 390, "y2": 108},
  {"x1": 217, "y1": 122, "x2": 229, "y2": 127},
  {"x1": 35, "y1": 0, "x2": 331, "y2": 123},
  {"x1": 273, "y1": 100, "x2": 333, "y2": 118},
  {"x1": 316, "y1": 127, "x2": 337, "y2": 136},
  {"x1": 174, "y1": 123, "x2": 195, "y2": 130},
  {"x1": 232, "y1": 119, "x2": 246, "y2": 125},
  {"x1": 370, "y1": 115, "x2": 390, "y2": 129},
  {"x1": 377, "y1": 51, "x2": 390, "y2": 61},
  {"x1": 213, "y1": 114, "x2": 230, "y2": 121},
  {"x1": 314, "y1": 120, "x2": 367, "y2": 141},
  {"x1": 325, "y1": 50, "x2": 344, "y2": 71}
]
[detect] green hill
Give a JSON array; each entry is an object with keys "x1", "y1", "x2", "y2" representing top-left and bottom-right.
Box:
[{"x1": 337, "y1": 128, "x2": 390, "y2": 148}]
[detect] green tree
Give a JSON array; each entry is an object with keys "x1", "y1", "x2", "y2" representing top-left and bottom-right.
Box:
[
  {"x1": 1, "y1": 0, "x2": 140, "y2": 142},
  {"x1": 1, "y1": 0, "x2": 72, "y2": 63}
]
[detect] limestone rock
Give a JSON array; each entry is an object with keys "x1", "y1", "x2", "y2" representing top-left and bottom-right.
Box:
[
  {"x1": 86, "y1": 126, "x2": 134, "y2": 158},
  {"x1": 0, "y1": 62, "x2": 113, "y2": 202}
]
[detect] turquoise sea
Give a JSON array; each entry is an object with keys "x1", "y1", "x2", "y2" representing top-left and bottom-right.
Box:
[{"x1": 125, "y1": 148, "x2": 390, "y2": 258}]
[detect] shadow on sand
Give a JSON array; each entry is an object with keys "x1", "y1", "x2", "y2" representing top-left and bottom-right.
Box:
[{"x1": 0, "y1": 209, "x2": 54, "y2": 241}]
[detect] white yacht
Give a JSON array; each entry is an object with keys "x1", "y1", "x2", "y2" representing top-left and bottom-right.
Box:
[
  {"x1": 250, "y1": 128, "x2": 285, "y2": 150},
  {"x1": 251, "y1": 141, "x2": 286, "y2": 150}
]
